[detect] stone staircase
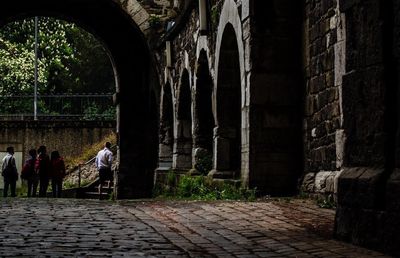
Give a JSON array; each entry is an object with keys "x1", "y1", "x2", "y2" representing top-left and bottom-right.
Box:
[
  {"x1": 81, "y1": 179, "x2": 114, "y2": 200},
  {"x1": 62, "y1": 145, "x2": 117, "y2": 200},
  {"x1": 62, "y1": 178, "x2": 114, "y2": 200}
]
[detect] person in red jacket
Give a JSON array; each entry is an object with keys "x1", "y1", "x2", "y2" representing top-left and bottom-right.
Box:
[
  {"x1": 21, "y1": 149, "x2": 38, "y2": 197},
  {"x1": 50, "y1": 151, "x2": 66, "y2": 198}
]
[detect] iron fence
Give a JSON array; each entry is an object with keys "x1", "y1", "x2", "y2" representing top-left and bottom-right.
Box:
[{"x1": 0, "y1": 93, "x2": 115, "y2": 121}]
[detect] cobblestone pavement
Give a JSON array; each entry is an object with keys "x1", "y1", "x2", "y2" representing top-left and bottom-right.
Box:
[{"x1": 0, "y1": 198, "x2": 390, "y2": 257}]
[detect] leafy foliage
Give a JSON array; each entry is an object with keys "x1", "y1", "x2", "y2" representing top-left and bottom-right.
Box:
[
  {"x1": 194, "y1": 152, "x2": 213, "y2": 175},
  {"x1": 0, "y1": 17, "x2": 115, "y2": 116},
  {"x1": 155, "y1": 174, "x2": 257, "y2": 201},
  {"x1": 316, "y1": 195, "x2": 336, "y2": 209}
]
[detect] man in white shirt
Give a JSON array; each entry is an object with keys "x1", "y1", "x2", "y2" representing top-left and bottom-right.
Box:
[
  {"x1": 2, "y1": 146, "x2": 18, "y2": 197},
  {"x1": 95, "y1": 142, "x2": 113, "y2": 198}
]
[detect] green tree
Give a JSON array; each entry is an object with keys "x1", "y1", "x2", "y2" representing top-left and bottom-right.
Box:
[{"x1": 0, "y1": 17, "x2": 115, "y2": 116}]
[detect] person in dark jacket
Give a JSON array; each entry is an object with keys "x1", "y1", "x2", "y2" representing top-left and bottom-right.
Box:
[
  {"x1": 36, "y1": 145, "x2": 51, "y2": 197},
  {"x1": 1, "y1": 146, "x2": 18, "y2": 197},
  {"x1": 50, "y1": 151, "x2": 66, "y2": 198},
  {"x1": 21, "y1": 149, "x2": 38, "y2": 197}
]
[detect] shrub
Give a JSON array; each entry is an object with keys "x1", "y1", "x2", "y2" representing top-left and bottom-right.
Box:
[
  {"x1": 194, "y1": 153, "x2": 212, "y2": 175},
  {"x1": 155, "y1": 174, "x2": 256, "y2": 201}
]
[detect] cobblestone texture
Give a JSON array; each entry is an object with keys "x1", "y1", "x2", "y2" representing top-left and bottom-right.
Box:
[{"x1": 0, "y1": 198, "x2": 389, "y2": 257}]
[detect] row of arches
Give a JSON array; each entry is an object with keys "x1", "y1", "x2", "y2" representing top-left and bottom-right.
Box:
[
  {"x1": 159, "y1": 23, "x2": 242, "y2": 179},
  {"x1": 157, "y1": 0, "x2": 304, "y2": 196}
]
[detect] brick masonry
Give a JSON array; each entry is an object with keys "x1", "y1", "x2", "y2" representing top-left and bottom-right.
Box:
[{"x1": 0, "y1": 198, "x2": 389, "y2": 257}]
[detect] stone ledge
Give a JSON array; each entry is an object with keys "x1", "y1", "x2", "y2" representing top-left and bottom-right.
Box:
[
  {"x1": 301, "y1": 170, "x2": 342, "y2": 195},
  {"x1": 336, "y1": 167, "x2": 385, "y2": 209}
]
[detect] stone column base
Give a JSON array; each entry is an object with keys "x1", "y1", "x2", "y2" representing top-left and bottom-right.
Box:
[{"x1": 208, "y1": 169, "x2": 236, "y2": 179}]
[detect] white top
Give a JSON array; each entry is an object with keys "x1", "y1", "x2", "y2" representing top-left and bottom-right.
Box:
[
  {"x1": 2, "y1": 153, "x2": 17, "y2": 172},
  {"x1": 95, "y1": 148, "x2": 113, "y2": 170}
]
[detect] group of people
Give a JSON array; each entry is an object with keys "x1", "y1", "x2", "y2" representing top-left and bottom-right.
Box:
[
  {"x1": 2, "y1": 141, "x2": 113, "y2": 199},
  {"x1": 1, "y1": 145, "x2": 66, "y2": 198}
]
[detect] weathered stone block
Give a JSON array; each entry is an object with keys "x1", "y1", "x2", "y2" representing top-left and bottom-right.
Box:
[
  {"x1": 337, "y1": 167, "x2": 385, "y2": 209},
  {"x1": 314, "y1": 171, "x2": 336, "y2": 193},
  {"x1": 213, "y1": 136, "x2": 230, "y2": 171},
  {"x1": 173, "y1": 152, "x2": 192, "y2": 170},
  {"x1": 213, "y1": 126, "x2": 237, "y2": 139},
  {"x1": 301, "y1": 172, "x2": 315, "y2": 192}
]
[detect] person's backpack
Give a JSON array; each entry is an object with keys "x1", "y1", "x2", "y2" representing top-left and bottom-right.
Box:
[
  {"x1": 21, "y1": 159, "x2": 35, "y2": 180},
  {"x1": 2, "y1": 156, "x2": 18, "y2": 179}
]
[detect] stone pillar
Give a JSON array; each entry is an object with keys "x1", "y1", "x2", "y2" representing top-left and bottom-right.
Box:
[
  {"x1": 158, "y1": 143, "x2": 173, "y2": 168},
  {"x1": 209, "y1": 126, "x2": 238, "y2": 179},
  {"x1": 173, "y1": 120, "x2": 193, "y2": 170}
]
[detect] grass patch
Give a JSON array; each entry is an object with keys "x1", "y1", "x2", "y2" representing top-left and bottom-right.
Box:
[
  {"x1": 316, "y1": 195, "x2": 336, "y2": 209},
  {"x1": 155, "y1": 174, "x2": 256, "y2": 201},
  {"x1": 64, "y1": 132, "x2": 117, "y2": 171}
]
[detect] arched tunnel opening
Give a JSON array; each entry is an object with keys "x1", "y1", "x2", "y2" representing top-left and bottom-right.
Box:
[{"x1": 0, "y1": 0, "x2": 160, "y2": 199}]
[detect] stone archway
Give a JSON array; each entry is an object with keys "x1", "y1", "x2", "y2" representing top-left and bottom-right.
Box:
[
  {"x1": 0, "y1": 0, "x2": 159, "y2": 199},
  {"x1": 173, "y1": 69, "x2": 193, "y2": 170},
  {"x1": 211, "y1": 23, "x2": 242, "y2": 179},
  {"x1": 194, "y1": 50, "x2": 214, "y2": 152},
  {"x1": 193, "y1": 49, "x2": 214, "y2": 174}
]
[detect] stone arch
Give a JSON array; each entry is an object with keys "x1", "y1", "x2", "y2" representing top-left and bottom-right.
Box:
[
  {"x1": 192, "y1": 49, "x2": 214, "y2": 175},
  {"x1": 211, "y1": 23, "x2": 242, "y2": 179},
  {"x1": 211, "y1": 0, "x2": 246, "y2": 180},
  {"x1": 173, "y1": 69, "x2": 193, "y2": 170},
  {"x1": 0, "y1": 0, "x2": 159, "y2": 199},
  {"x1": 194, "y1": 49, "x2": 214, "y2": 151},
  {"x1": 214, "y1": 0, "x2": 246, "y2": 102},
  {"x1": 117, "y1": 0, "x2": 151, "y2": 33},
  {"x1": 158, "y1": 82, "x2": 174, "y2": 169},
  {"x1": 248, "y1": 0, "x2": 304, "y2": 195}
]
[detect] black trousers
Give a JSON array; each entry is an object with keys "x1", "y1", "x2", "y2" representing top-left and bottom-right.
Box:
[
  {"x1": 3, "y1": 177, "x2": 17, "y2": 197},
  {"x1": 99, "y1": 168, "x2": 113, "y2": 184},
  {"x1": 52, "y1": 178, "x2": 63, "y2": 198},
  {"x1": 27, "y1": 177, "x2": 39, "y2": 197},
  {"x1": 39, "y1": 178, "x2": 49, "y2": 197}
]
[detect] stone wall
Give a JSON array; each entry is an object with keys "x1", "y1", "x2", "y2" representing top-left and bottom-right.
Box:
[
  {"x1": 0, "y1": 121, "x2": 115, "y2": 165},
  {"x1": 334, "y1": 0, "x2": 400, "y2": 255},
  {"x1": 301, "y1": 0, "x2": 345, "y2": 196}
]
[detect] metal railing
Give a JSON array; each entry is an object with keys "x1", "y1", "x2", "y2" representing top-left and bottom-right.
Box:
[
  {"x1": 77, "y1": 156, "x2": 97, "y2": 189},
  {"x1": 0, "y1": 93, "x2": 115, "y2": 121},
  {"x1": 75, "y1": 145, "x2": 118, "y2": 190}
]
